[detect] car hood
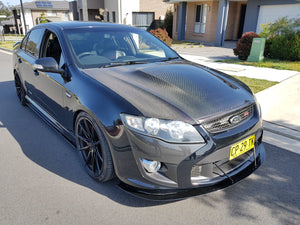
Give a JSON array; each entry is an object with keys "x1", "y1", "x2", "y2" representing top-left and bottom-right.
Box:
[{"x1": 82, "y1": 60, "x2": 254, "y2": 124}]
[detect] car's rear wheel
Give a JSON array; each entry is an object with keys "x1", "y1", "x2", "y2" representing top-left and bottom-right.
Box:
[
  {"x1": 14, "y1": 73, "x2": 26, "y2": 106},
  {"x1": 75, "y1": 112, "x2": 114, "y2": 182}
]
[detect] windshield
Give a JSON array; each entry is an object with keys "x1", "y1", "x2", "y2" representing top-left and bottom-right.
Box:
[{"x1": 64, "y1": 27, "x2": 179, "y2": 69}]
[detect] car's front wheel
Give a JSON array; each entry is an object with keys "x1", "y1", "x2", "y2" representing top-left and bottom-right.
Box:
[
  {"x1": 75, "y1": 112, "x2": 114, "y2": 182},
  {"x1": 14, "y1": 73, "x2": 26, "y2": 106}
]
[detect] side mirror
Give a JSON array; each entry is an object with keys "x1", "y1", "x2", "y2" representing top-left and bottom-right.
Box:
[
  {"x1": 33, "y1": 57, "x2": 64, "y2": 75},
  {"x1": 13, "y1": 41, "x2": 21, "y2": 48}
]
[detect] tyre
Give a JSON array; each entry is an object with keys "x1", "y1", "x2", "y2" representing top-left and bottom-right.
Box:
[
  {"x1": 75, "y1": 112, "x2": 114, "y2": 182},
  {"x1": 14, "y1": 73, "x2": 26, "y2": 106}
]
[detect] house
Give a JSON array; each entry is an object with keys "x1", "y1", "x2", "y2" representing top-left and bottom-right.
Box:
[
  {"x1": 73, "y1": 0, "x2": 104, "y2": 21},
  {"x1": 164, "y1": 0, "x2": 300, "y2": 46},
  {"x1": 244, "y1": 0, "x2": 300, "y2": 34},
  {"x1": 1, "y1": 16, "x2": 16, "y2": 34},
  {"x1": 13, "y1": 0, "x2": 73, "y2": 34},
  {"x1": 74, "y1": 0, "x2": 172, "y2": 30}
]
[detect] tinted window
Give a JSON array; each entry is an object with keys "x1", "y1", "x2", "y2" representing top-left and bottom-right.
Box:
[
  {"x1": 25, "y1": 28, "x2": 44, "y2": 57},
  {"x1": 64, "y1": 28, "x2": 178, "y2": 69},
  {"x1": 20, "y1": 32, "x2": 30, "y2": 50},
  {"x1": 43, "y1": 31, "x2": 63, "y2": 66}
]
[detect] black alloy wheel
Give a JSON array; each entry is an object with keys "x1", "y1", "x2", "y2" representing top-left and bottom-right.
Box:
[
  {"x1": 75, "y1": 112, "x2": 114, "y2": 182},
  {"x1": 14, "y1": 73, "x2": 26, "y2": 106}
]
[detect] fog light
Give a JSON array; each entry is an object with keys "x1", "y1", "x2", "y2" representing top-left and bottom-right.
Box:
[{"x1": 141, "y1": 159, "x2": 161, "y2": 173}]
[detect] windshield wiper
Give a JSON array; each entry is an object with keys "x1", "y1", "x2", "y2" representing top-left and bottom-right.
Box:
[
  {"x1": 160, "y1": 56, "x2": 180, "y2": 62},
  {"x1": 101, "y1": 61, "x2": 147, "y2": 68}
]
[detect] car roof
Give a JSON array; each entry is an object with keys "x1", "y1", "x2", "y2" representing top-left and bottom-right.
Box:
[{"x1": 34, "y1": 21, "x2": 134, "y2": 31}]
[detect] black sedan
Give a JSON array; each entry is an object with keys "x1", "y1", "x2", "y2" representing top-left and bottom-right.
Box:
[{"x1": 13, "y1": 22, "x2": 265, "y2": 200}]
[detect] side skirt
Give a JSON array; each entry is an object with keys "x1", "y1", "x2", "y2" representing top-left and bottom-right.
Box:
[{"x1": 25, "y1": 96, "x2": 76, "y2": 146}]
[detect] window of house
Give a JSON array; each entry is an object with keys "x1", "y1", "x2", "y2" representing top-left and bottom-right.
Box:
[
  {"x1": 132, "y1": 12, "x2": 154, "y2": 30},
  {"x1": 25, "y1": 28, "x2": 45, "y2": 57},
  {"x1": 112, "y1": 11, "x2": 116, "y2": 23},
  {"x1": 47, "y1": 10, "x2": 57, "y2": 17},
  {"x1": 194, "y1": 4, "x2": 207, "y2": 34},
  {"x1": 62, "y1": 12, "x2": 69, "y2": 21}
]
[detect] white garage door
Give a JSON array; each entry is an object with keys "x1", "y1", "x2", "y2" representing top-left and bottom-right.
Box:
[{"x1": 256, "y1": 4, "x2": 300, "y2": 33}]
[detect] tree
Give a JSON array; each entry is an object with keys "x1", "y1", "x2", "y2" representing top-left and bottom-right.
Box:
[
  {"x1": 0, "y1": 1, "x2": 12, "y2": 20},
  {"x1": 39, "y1": 12, "x2": 51, "y2": 24}
]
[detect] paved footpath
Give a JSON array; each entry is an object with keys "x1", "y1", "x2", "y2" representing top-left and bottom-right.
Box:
[
  {"x1": 256, "y1": 74, "x2": 300, "y2": 155},
  {"x1": 179, "y1": 54, "x2": 299, "y2": 82}
]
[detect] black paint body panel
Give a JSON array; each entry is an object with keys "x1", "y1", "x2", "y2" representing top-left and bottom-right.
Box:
[{"x1": 13, "y1": 22, "x2": 265, "y2": 199}]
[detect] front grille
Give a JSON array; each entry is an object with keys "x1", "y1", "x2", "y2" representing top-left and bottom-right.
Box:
[{"x1": 202, "y1": 104, "x2": 254, "y2": 134}]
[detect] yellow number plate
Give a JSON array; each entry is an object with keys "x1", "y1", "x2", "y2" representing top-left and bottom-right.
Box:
[{"x1": 229, "y1": 135, "x2": 255, "y2": 160}]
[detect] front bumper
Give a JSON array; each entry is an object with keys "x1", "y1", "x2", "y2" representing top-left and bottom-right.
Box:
[
  {"x1": 120, "y1": 143, "x2": 265, "y2": 200},
  {"x1": 107, "y1": 110, "x2": 265, "y2": 200}
]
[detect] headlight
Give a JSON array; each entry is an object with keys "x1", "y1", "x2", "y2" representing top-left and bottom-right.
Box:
[{"x1": 121, "y1": 114, "x2": 204, "y2": 143}]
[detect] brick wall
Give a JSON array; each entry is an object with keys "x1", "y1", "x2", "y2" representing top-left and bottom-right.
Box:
[
  {"x1": 225, "y1": 1, "x2": 247, "y2": 40},
  {"x1": 172, "y1": 1, "x2": 248, "y2": 42},
  {"x1": 185, "y1": 1, "x2": 218, "y2": 42},
  {"x1": 139, "y1": 0, "x2": 173, "y2": 20},
  {"x1": 172, "y1": 3, "x2": 178, "y2": 40}
]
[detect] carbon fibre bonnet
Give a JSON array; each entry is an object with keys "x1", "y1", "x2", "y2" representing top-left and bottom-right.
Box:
[{"x1": 82, "y1": 60, "x2": 254, "y2": 123}]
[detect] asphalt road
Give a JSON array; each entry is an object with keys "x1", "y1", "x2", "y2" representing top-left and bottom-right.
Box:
[{"x1": 0, "y1": 50, "x2": 299, "y2": 225}]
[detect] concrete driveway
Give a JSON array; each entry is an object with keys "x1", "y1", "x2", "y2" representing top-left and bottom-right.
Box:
[{"x1": 0, "y1": 50, "x2": 299, "y2": 225}]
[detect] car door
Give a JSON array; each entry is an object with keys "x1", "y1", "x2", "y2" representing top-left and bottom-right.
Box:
[
  {"x1": 34, "y1": 30, "x2": 68, "y2": 126},
  {"x1": 17, "y1": 28, "x2": 45, "y2": 101}
]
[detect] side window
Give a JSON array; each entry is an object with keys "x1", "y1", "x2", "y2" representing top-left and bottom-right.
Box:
[
  {"x1": 43, "y1": 31, "x2": 63, "y2": 67},
  {"x1": 20, "y1": 32, "x2": 30, "y2": 50},
  {"x1": 25, "y1": 28, "x2": 45, "y2": 57}
]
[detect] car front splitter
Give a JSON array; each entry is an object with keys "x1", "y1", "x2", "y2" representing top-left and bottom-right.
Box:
[{"x1": 118, "y1": 145, "x2": 265, "y2": 201}]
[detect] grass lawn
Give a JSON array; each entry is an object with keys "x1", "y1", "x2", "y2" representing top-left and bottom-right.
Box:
[
  {"x1": 3, "y1": 34, "x2": 24, "y2": 37},
  {"x1": 218, "y1": 59, "x2": 300, "y2": 72},
  {"x1": 0, "y1": 41, "x2": 18, "y2": 50},
  {"x1": 232, "y1": 75, "x2": 278, "y2": 93},
  {"x1": 171, "y1": 40, "x2": 203, "y2": 48}
]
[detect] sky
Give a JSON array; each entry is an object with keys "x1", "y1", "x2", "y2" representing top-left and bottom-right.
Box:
[{"x1": 5, "y1": 0, "x2": 71, "y2": 7}]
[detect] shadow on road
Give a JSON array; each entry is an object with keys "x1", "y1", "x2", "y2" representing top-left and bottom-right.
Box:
[
  {"x1": 1, "y1": 80, "x2": 300, "y2": 222},
  {"x1": 194, "y1": 143, "x2": 300, "y2": 224},
  {"x1": 0, "y1": 80, "x2": 172, "y2": 207}
]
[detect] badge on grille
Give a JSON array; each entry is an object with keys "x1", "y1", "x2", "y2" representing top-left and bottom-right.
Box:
[{"x1": 229, "y1": 115, "x2": 242, "y2": 124}]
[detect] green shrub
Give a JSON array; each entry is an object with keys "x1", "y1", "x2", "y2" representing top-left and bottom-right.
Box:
[
  {"x1": 260, "y1": 17, "x2": 300, "y2": 61},
  {"x1": 263, "y1": 38, "x2": 272, "y2": 58},
  {"x1": 259, "y1": 17, "x2": 300, "y2": 39},
  {"x1": 233, "y1": 32, "x2": 260, "y2": 60},
  {"x1": 269, "y1": 34, "x2": 300, "y2": 61},
  {"x1": 150, "y1": 28, "x2": 173, "y2": 46},
  {"x1": 162, "y1": 9, "x2": 173, "y2": 38},
  {"x1": 39, "y1": 12, "x2": 51, "y2": 23}
]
